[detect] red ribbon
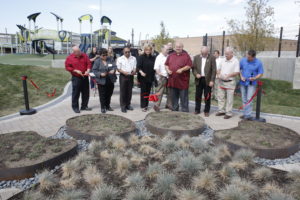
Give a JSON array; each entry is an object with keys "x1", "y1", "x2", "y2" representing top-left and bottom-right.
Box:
[
  {"x1": 46, "y1": 88, "x2": 56, "y2": 97},
  {"x1": 143, "y1": 94, "x2": 159, "y2": 102},
  {"x1": 30, "y1": 79, "x2": 40, "y2": 90},
  {"x1": 29, "y1": 79, "x2": 57, "y2": 98},
  {"x1": 238, "y1": 81, "x2": 263, "y2": 111}
]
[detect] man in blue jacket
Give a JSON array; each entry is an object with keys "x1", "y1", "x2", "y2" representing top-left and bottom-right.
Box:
[{"x1": 239, "y1": 50, "x2": 264, "y2": 120}]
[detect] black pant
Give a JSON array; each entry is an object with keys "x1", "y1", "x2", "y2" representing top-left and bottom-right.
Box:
[
  {"x1": 170, "y1": 87, "x2": 189, "y2": 112},
  {"x1": 140, "y1": 81, "x2": 152, "y2": 108},
  {"x1": 98, "y1": 79, "x2": 114, "y2": 109},
  {"x1": 71, "y1": 76, "x2": 90, "y2": 110},
  {"x1": 119, "y1": 74, "x2": 133, "y2": 108},
  {"x1": 195, "y1": 77, "x2": 211, "y2": 113}
]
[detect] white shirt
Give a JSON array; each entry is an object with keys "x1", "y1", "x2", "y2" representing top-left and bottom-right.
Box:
[
  {"x1": 215, "y1": 57, "x2": 222, "y2": 71},
  {"x1": 154, "y1": 53, "x2": 168, "y2": 78},
  {"x1": 219, "y1": 56, "x2": 240, "y2": 80},
  {"x1": 116, "y1": 55, "x2": 137, "y2": 73},
  {"x1": 201, "y1": 57, "x2": 207, "y2": 76}
]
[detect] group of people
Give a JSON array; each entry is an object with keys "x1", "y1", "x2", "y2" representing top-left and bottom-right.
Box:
[{"x1": 65, "y1": 42, "x2": 264, "y2": 120}]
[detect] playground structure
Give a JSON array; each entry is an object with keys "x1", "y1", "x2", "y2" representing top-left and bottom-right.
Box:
[{"x1": 0, "y1": 12, "x2": 129, "y2": 56}]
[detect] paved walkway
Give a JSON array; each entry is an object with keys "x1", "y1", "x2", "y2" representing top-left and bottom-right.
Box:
[{"x1": 0, "y1": 82, "x2": 300, "y2": 199}]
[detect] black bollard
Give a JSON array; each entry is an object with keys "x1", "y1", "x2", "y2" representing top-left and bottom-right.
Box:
[
  {"x1": 19, "y1": 75, "x2": 37, "y2": 115},
  {"x1": 253, "y1": 81, "x2": 266, "y2": 122}
]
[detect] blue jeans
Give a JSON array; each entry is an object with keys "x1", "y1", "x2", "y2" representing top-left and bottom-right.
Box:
[{"x1": 240, "y1": 84, "x2": 256, "y2": 118}]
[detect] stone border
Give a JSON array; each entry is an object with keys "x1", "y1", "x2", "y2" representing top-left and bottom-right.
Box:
[
  {"x1": 144, "y1": 112, "x2": 206, "y2": 138},
  {"x1": 213, "y1": 132, "x2": 300, "y2": 160},
  {"x1": 0, "y1": 141, "x2": 78, "y2": 181},
  {"x1": 66, "y1": 114, "x2": 137, "y2": 142}
]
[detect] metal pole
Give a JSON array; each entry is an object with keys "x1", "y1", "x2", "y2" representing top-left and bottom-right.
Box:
[
  {"x1": 210, "y1": 37, "x2": 213, "y2": 54},
  {"x1": 278, "y1": 27, "x2": 283, "y2": 58},
  {"x1": 296, "y1": 25, "x2": 300, "y2": 57},
  {"x1": 53, "y1": 40, "x2": 55, "y2": 60},
  {"x1": 254, "y1": 82, "x2": 266, "y2": 122},
  {"x1": 19, "y1": 75, "x2": 36, "y2": 115},
  {"x1": 221, "y1": 30, "x2": 225, "y2": 56},
  {"x1": 90, "y1": 20, "x2": 93, "y2": 49},
  {"x1": 132, "y1": 28, "x2": 134, "y2": 47}
]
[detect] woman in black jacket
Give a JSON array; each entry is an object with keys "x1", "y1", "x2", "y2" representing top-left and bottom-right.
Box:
[
  {"x1": 92, "y1": 48, "x2": 117, "y2": 113},
  {"x1": 137, "y1": 45, "x2": 156, "y2": 112}
]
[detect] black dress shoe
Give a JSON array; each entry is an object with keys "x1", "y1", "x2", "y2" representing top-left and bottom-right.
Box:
[
  {"x1": 106, "y1": 106, "x2": 114, "y2": 111},
  {"x1": 101, "y1": 108, "x2": 106, "y2": 113},
  {"x1": 126, "y1": 105, "x2": 134, "y2": 111},
  {"x1": 73, "y1": 108, "x2": 80, "y2": 113},
  {"x1": 194, "y1": 111, "x2": 200, "y2": 115},
  {"x1": 81, "y1": 107, "x2": 92, "y2": 111},
  {"x1": 121, "y1": 107, "x2": 127, "y2": 113}
]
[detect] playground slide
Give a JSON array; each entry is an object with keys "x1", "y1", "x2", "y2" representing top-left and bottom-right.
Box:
[
  {"x1": 79, "y1": 43, "x2": 91, "y2": 53},
  {"x1": 32, "y1": 41, "x2": 42, "y2": 54},
  {"x1": 44, "y1": 42, "x2": 56, "y2": 54}
]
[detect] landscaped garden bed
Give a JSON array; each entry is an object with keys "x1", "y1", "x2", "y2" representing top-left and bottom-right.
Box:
[
  {"x1": 0, "y1": 131, "x2": 77, "y2": 181},
  {"x1": 66, "y1": 114, "x2": 136, "y2": 142},
  {"x1": 214, "y1": 120, "x2": 300, "y2": 159},
  {"x1": 145, "y1": 111, "x2": 206, "y2": 137},
  {"x1": 9, "y1": 133, "x2": 300, "y2": 200}
]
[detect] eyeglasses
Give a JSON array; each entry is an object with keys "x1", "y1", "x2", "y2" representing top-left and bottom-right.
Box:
[
  {"x1": 124, "y1": 51, "x2": 130, "y2": 54},
  {"x1": 101, "y1": 54, "x2": 108, "y2": 56}
]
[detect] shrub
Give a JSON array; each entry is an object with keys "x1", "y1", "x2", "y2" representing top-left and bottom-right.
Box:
[
  {"x1": 192, "y1": 170, "x2": 217, "y2": 192},
  {"x1": 175, "y1": 188, "x2": 206, "y2": 200},
  {"x1": 129, "y1": 135, "x2": 140, "y2": 146},
  {"x1": 73, "y1": 152, "x2": 93, "y2": 169},
  {"x1": 88, "y1": 140, "x2": 103, "y2": 156},
  {"x1": 219, "y1": 165, "x2": 237, "y2": 181},
  {"x1": 287, "y1": 170, "x2": 300, "y2": 182},
  {"x1": 146, "y1": 162, "x2": 164, "y2": 180},
  {"x1": 83, "y1": 165, "x2": 104, "y2": 188},
  {"x1": 105, "y1": 135, "x2": 119, "y2": 147},
  {"x1": 100, "y1": 150, "x2": 111, "y2": 159},
  {"x1": 176, "y1": 155, "x2": 202, "y2": 175},
  {"x1": 190, "y1": 138, "x2": 209, "y2": 153},
  {"x1": 124, "y1": 172, "x2": 145, "y2": 188},
  {"x1": 266, "y1": 192, "x2": 296, "y2": 200},
  {"x1": 160, "y1": 136, "x2": 178, "y2": 153},
  {"x1": 230, "y1": 177, "x2": 258, "y2": 198},
  {"x1": 139, "y1": 145, "x2": 157, "y2": 155},
  {"x1": 125, "y1": 187, "x2": 153, "y2": 200},
  {"x1": 39, "y1": 170, "x2": 58, "y2": 194},
  {"x1": 116, "y1": 156, "x2": 130, "y2": 176},
  {"x1": 60, "y1": 175, "x2": 80, "y2": 190},
  {"x1": 261, "y1": 182, "x2": 283, "y2": 195},
  {"x1": 228, "y1": 161, "x2": 248, "y2": 171},
  {"x1": 112, "y1": 137, "x2": 127, "y2": 151},
  {"x1": 153, "y1": 172, "x2": 176, "y2": 200},
  {"x1": 61, "y1": 160, "x2": 77, "y2": 178},
  {"x1": 177, "y1": 135, "x2": 191, "y2": 149},
  {"x1": 57, "y1": 189, "x2": 87, "y2": 200},
  {"x1": 218, "y1": 184, "x2": 250, "y2": 200},
  {"x1": 198, "y1": 151, "x2": 219, "y2": 170},
  {"x1": 163, "y1": 150, "x2": 193, "y2": 166},
  {"x1": 130, "y1": 152, "x2": 145, "y2": 166},
  {"x1": 91, "y1": 184, "x2": 120, "y2": 200},
  {"x1": 140, "y1": 135, "x2": 158, "y2": 144},
  {"x1": 252, "y1": 167, "x2": 273, "y2": 181},
  {"x1": 214, "y1": 144, "x2": 231, "y2": 160},
  {"x1": 233, "y1": 149, "x2": 255, "y2": 164},
  {"x1": 289, "y1": 180, "x2": 300, "y2": 199}
]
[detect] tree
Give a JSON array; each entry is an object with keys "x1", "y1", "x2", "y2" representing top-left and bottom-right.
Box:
[
  {"x1": 227, "y1": 0, "x2": 275, "y2": 53},
  {"x1": 151, "y1": 21, "x2": 174, "y2": 51}
]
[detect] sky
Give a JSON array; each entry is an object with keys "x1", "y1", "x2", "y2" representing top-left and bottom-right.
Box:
[{"x1": 0, "y1": 0, "x2": 299, "y2": 44}]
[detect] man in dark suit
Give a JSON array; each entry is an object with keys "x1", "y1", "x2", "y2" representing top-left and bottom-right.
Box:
[{"x1": 192, "y1": 46, "x2": 216, "y2": 116}]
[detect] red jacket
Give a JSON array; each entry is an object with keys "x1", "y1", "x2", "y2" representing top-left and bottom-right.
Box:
[{"x1": 65, "y1": 53, "x2": 91, "y2": 77}]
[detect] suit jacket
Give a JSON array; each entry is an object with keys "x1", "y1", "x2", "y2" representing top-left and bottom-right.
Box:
[
  {"x1": 192, "y1": 54, "x2": 216, "y2": 86},
  {"x1": 92, "y1": 57, "x2": 117, "y2": 85}
]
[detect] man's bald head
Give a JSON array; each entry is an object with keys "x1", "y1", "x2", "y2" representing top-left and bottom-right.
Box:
[
  {"x1": 175, "y1": 42, "x2": 184, "y2": 54},
  {"x1": 224, "y1": 47, "x2": 234, "y2": 60},
  {"x1": 201, "y1": 46, "x2": 209, "y2": 57},
  {"x1": 72, "y1": 46, "x2": 81, "y2": 57}
]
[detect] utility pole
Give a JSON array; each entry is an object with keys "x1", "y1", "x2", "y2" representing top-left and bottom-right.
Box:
[
  {"x1": 131, "y1": 28, "x2": 134, "y2": 47},
  {"x1": 278, "y1": 27, "x2": 283, "y2": 58}
]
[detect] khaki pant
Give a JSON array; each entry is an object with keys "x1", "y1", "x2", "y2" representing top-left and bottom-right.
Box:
[
  {"x1": 213, "y1": 78, "x2": 220, "y2": 100},
  {"x1": 155, "y1": 76, "x2": 172, "y2": 108},
  {"x1": 217, "y1": 80, "x2": 236, "y2": 116}
]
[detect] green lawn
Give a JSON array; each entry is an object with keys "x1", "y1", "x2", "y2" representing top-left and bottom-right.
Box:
[
  {"x1": 189, "y1": 77, "x2": 300, "y2": 117},
  {"x1": 0, "y1": 64, "x2": 70, "y2": 117},
  {"x1": 0, "y1": 54, "x2": 67, "y2": 67}
]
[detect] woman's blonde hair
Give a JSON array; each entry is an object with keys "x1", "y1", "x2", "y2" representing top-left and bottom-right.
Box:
[{"x1": 143, "y1": 44, "x2": 152, "y2": 52}]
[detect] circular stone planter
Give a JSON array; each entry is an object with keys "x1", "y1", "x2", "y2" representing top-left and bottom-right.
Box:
[
  {"x1": 0, "y1": 131, "x2": 77, "y2": 181},
  {"x1": 66, "y1": 114, "x2": 136, "y2": 142},
  {"x1": 213, "y1": 120, "x2": 300, "y2": 159},
  {"x1": 145, "y1": 111, "x2": 206, "y2": 137}
]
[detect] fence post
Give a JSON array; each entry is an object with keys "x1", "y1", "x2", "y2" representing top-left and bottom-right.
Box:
[
  {"x1": 253, "y1": 81, "x2": 266, "y2": 122},
  {"x1": 222, "y1": 31, "x2": 225, "y2": 56},
  {"x1": 19, "y1": 75, "x2": 37, "y2": 115},
  {"x1": 278, "y1": 27, "x2": 283, "y2": 58},
  {"x1": 296, "y1": 25, "x2": 300, "y2": 57}
]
